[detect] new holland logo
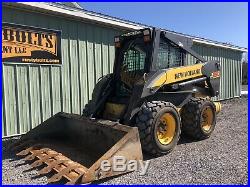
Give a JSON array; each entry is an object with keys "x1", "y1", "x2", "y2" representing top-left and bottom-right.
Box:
[
  {"x1": 2, "y1": 23, "x2": 61, "y2": 65},
  {"x1": 175, "y1": 69, "x2": 201, "y2": 80}
]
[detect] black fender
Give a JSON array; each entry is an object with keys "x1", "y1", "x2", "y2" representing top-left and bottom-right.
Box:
[
  {"x1": 202, "y1": 61, "x2": 220, "y2": 96},
  {"x1": 127, "y1": 91, "x2": 193, "y2": 125}
]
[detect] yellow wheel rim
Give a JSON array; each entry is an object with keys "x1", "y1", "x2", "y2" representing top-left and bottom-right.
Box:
[
  {"x1": 201, "y1": 106, "x2": 214, "y2": 131},
  {"x1": 156, "y1": 113, "x2": 176, "y2": 145}
]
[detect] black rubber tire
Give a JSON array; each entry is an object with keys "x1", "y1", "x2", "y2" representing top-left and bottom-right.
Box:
[
  {"x1": 181, "y1": 98, "x2": 216, "y2": 140},
  {"x1": 135, "y1": 101, "x2": 181, "y2": 156}
]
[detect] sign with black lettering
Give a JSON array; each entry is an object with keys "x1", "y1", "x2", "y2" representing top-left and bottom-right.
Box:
[
  {"x1": 175, "y1": 69, "x2": 201, "y2": 80},
  {"x1": 2, "y1": 23, "x2": 61, "y2": 65}
]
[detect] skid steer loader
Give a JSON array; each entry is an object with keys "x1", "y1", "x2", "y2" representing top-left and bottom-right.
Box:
[{"x1": 10, "y1": 28, "x2": 221, "y2": 184}]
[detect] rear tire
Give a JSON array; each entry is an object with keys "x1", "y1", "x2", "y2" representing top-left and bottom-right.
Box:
[
  {"x1": 136, "y1": 101, "x2": 181, "y2": 156},
  {"x1": 181, "y1": 98, "x2": 216, "y2": 140}
]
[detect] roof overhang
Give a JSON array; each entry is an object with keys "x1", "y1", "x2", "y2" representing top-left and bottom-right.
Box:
[
  {"x1": 3, "y1": 2, "x2": 247, "y2": 53},
  {"x1": 4, "y1": 2, "x2": 143, "y2": 30},
  {"x1": 192, "y1": 39, "x2": 247, "y2": 52}
]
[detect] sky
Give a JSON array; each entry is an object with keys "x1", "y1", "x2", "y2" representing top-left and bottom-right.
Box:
[{"x1": 81, "y1": 2, "x2": 248, "y2": 48}]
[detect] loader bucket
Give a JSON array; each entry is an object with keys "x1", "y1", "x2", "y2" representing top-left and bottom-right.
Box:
[{"x1": 11, "y1": 112, "x2": 143, "y2": 184}]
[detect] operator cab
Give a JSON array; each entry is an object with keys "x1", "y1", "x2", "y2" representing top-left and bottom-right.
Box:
[
  {"x1": 113, "y1": 28, "x2": 187, "y2": 97},
  {"x1": 102, "y1": 29, "x2": 189, "y2": 121}
]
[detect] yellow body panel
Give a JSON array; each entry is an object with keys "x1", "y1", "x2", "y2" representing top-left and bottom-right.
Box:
[{"x1": 153, "y1": 64, "x2": 203, "y2": 87}]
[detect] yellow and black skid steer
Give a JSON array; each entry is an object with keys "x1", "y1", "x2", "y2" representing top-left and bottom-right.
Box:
[{"x1": 10, "y1": 28, "x2": 221, "y2": 184}]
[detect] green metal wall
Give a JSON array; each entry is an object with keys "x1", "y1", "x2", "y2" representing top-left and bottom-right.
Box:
[
  {"x1": 2, "y1": 7, "x2": 123, "y2": 137},
  {"x1": 2, "y1": 6, "x2": 243, "y2": 137},
  {"x1": 189, "y1": 43, "x2": 243, "y2": 100}
]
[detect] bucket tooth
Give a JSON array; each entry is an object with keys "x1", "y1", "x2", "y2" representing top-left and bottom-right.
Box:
[
  {"x1": 24, "y1": 148, "x2": 50, "y2": 161},
  {"x1": 48, "y1": 173, "x2": 63, "y2": 183},
  {"x1": 47, "y1": 170, "x2": 65, "y2": 183},
  {"x1": 30, "y1": 153, "x2": 59, "y2": 168},
  {"x1": 30, "y1": 159, "x2": 45, "y2": 168},
  {"x1": 24, "y1": 153, "x2": 37, "y2": 161},
  {"x1": 30, "y1": 148, "x2": 51, "y2": 156},
  {"x1": 38, "y1": 159, "x2": 68, "y2": 175},
  {"x1": 48, "y1": 165, "x2": 78, "y2": 183},
  {"x1": 65, "y1": 171, "x2": 85, "y2": 185},
  {"x1": 65, "y1": 175, "x2": 83, "y2": 185},
  {"x1": 16, "y1": 147, "x2": 34, "y2": 156},
  {"x1": 12, "y1": 140, "x2": 34, "y2": 152},
  {"x1": 16, "y1": 144, "x2": 43, "y2": 156}
]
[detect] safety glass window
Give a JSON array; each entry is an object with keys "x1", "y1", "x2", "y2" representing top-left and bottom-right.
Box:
[
  {"x1": 156, "y1": 40, "x2": 183, "y2": 69},
  {"x1": 122, "y1": 46, "x2": 146, "y2": 72},
  {"x1": 119, "y1": 41, "x2": 147, "y2": 89}
]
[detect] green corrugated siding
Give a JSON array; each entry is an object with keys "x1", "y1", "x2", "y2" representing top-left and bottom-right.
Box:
[
  {"x1": 2, "y1": 7, "x2": 124, "y2": 137},
  {"x1": 189, "y1": 43, "x2": 243, "y2": 100},
  {"x1": 2, "y1": 6, "x2": 244, "y2": 137}
]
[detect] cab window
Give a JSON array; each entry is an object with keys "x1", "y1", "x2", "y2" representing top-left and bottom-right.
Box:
[{"x1": 156, "y1": 39, "x2": 184, "y2": 69}]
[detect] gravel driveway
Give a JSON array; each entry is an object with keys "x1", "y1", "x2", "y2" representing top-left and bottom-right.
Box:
[{"x1": 2, "y1": 98, "x2": 248, "y2": 184}]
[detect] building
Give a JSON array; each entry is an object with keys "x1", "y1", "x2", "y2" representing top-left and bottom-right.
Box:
[{"x1": 2, "y1": 2, "x2": 247, "y2": 137}]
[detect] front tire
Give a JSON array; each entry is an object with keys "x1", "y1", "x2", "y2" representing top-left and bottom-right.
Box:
[
  {"x1": 136, "y1": 101, "x2": 181, "y2": 156},
  {"x1": 181, "y1": 98, "x2": 216, "y2": 140}
]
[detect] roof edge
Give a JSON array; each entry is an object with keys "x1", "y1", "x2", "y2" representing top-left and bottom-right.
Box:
[{"x1": 6, "y1": 2, "x2": 143, "y2": 30}]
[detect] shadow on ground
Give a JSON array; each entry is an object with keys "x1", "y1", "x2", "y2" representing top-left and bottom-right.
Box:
[{"x1": 143, "y1": 134, "x2": 199, "y2": 160}]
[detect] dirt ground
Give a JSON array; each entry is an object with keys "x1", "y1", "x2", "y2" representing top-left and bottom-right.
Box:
[{"x1": 2, "y1": 97, "x2": 248, "y2": 184}]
